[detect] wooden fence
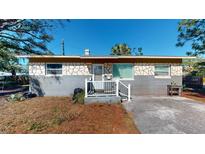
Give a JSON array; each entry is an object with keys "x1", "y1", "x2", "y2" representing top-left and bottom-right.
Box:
[{"x1": 183, "y1": 76, "x2": 203, "y2": 89}]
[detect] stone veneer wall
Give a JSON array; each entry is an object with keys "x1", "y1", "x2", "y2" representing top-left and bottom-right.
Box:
[
  {"x1": 170, "y1": 65, "x2": 183, "y2": 76},
  {"x1": 29, "y1": 63, "x2": 45, "y2": 75},
  {"x1": 62, "y1": 63, "x2": 92, "y2": 75},
  {"x1": 134, "y1": 63, "x2": 182, "y2": 76},
  {"x1": 104, "y1": 63, "x2": 112, "y2": 75},
  {"x1": 134, "y1": 63, "x2": 154, "y2": 76},
  {"x1": 29, "y1": 63, "x2": 92, "y2": 75},
  {"x1": 29, "y1": 62, "x2": 182, "y2": 76}
]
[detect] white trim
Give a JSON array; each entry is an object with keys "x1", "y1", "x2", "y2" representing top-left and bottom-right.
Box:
[
  {"x1": 45, "y1": 74, "x2": 63, "y2": 77},
  {"x1": 87, "y1": 94, "x2": 117, "y2": 97},
  {"x1": 118, "y1": 80, "x2": 131, "y2": 101},
  {"x1": 116, "y1": 79, "x2": 119, "y2": 96},
  {"x1": 85, "y1": 78, "x2": 87, "y2": 98},
  {"x1": 116, "y1": 78, "x2": 134, "y2": 81},
  {"x1": 118, "y1": 80, "x2": 128, "y2": 88},
  {"x1": 154, "y1": 76, "x2": 171, "y2": 79},
  {"x1": 82, "y1": 56, "x2": 196, "y2": 59},
  {"x1": 27, "y1": 55, "x2": 196, "y2": 59},
  {"x1": 128, "y1": 84, "x2": 131, "y2": 102},
  {"x1": 87, "y1": 80, "x2": 115, "y2": 83}
]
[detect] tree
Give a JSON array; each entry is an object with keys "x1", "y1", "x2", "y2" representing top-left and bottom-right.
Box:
[
  {"x1": 0, "y1": 44, "x2": 21, "y2": 75},
  {"x1": 176, "y1": 19, "x2": 205, "y2": 56},
  {"x1": 136, "y1": 47, "x2": 143, "y2": 56},
  {"x1": 183, "y1": 57, "x2": 205, "y2": 77},
  {"x1": 111, "y1": 43, "x2": 131, "y2": 55},
  {"x1": 0, "y1": 19, "x2": 68, "y2": 73},
  {"x1": 193, "y1": 61, "x2": 205, "y2": 76}
]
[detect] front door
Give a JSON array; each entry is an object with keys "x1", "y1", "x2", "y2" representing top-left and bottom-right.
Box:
[
  {"x1": 93, "y1": 64, "x2": 103, "y2": 81},
  {"x1": 93, "y1": 64, "x2": 104, "y2": 90}
]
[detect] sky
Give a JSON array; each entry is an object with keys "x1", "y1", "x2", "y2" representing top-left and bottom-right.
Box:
[{"x1": 47, "y1": 19, "x2": 192, "y2": 56}]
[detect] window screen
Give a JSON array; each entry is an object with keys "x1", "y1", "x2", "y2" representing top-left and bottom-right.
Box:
[
  {"x1": 46, "y1": 64, "x2": 62, "y2": 75},
  {"x1": 155, "y1": 65, "x2": 170, "y2": 76},
  {"x1": 113, "y1": 64, "x2": 133, "y2": 79}
]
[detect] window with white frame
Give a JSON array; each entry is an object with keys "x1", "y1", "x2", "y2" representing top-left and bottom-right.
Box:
[
  {"x1": 154, "y1": 65, "x2": 170, "y2": 76},
  {"x1": 46, "y1": 64, "x2": 62, "y2": 75},
  {"x1": 113, "y1": 63, "x2": 134, "y2": 80}
]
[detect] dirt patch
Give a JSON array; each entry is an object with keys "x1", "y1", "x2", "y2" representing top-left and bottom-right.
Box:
[
  {"x1": 0, "y1": 97, "x2": 139, "y2": 134},
  {"x1": 0, "y1": 97, "x2": 7, "y2": 106},
  {"x1": 182, "y1": 91, "x2": 205, "y2": 103}
]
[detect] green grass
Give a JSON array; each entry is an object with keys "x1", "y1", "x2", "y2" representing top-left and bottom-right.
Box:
[{"x1": 28, "y1": 122, "x2": 47, "y2": 132}]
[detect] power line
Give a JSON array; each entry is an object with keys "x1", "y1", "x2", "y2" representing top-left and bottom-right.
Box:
[{"x1": 61, "y1": 39, "x2": 65, "y2": 55}]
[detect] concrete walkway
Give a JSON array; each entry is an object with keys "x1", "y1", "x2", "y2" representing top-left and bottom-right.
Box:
[{"x1": 123, "y1": 96, "x2": 205, "y2": 134}]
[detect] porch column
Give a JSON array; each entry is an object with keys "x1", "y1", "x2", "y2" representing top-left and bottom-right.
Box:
[
  {"x1": 116, "y1": 79, "x2": 119, "y2": 96},
  {"x1": 85, "y1": 78, "x2": 88, "y2": 98},
  {"x1": 128, "y1": 84, "x2": 131, "y2": 101}
]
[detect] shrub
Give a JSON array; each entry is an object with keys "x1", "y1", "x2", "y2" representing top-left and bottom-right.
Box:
[
  {"x1": 28, "y1": 122, "x2": 46, "y2": 132},
  {"x1": 72, "y1": 91, "x2": 85, "y2": 104},
  {"x1": 72, "y1": 88, "x2": 84, "y2": 100},
  {"x1": 52, "y1": 116, "x2": 66, "y2": 125},
  {"x1": 23, "y1": 92, "x2": 37, "y2": 99},
  {"x1": 7, "y1": 93, "x2": 26, "y2": 102}
]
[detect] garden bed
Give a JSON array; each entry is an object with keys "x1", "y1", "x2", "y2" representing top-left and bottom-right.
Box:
[{"x1": 182, "y1": 89, "x2": 205, "y2": 103}]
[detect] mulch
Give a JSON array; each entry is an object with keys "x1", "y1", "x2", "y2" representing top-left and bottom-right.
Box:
[
  {"x1": 0, "y1": 97, "x2": 139, "y2": 134},
  {"x1": 182, "y1": 91, "x2": 205, "y2": 103}
]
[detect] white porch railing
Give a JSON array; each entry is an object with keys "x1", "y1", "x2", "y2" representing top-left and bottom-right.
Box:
[
  {"x1": 118, "y1": 80, "x2": 131, "y2": 101},
  {"x1": 85, "y1": 79, "x2": 131, "y2": 101}
]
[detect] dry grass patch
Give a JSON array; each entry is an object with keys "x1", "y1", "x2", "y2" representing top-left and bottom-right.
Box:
[{"x1": 0, "y1": 97, "x2": 139, "y2": 134}]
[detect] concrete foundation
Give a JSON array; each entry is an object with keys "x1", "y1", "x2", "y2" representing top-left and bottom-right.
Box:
[{"x1": 84, "y1": 96, "x2": 121, "y2": 104}]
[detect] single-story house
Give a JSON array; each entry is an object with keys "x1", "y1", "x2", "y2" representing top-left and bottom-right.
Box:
[{"x1": 28, "y1": 53, "x2": 194, "y2": 102}]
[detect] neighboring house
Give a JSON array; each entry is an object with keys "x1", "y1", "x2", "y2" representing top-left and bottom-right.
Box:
[
  {"x1": 0, "y1": 71, "x2": 12, "y2": 76},
  {"x1": 28, "y1": 54, "x2": 194, "y2": 102},
  {"x1": 0, "y1": 71, "x2": 27, "y2": 76}
]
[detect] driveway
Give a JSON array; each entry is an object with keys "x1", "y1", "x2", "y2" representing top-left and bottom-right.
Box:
[{"x1": 123, "y1": 96, "x2": 205, "y2": 134}]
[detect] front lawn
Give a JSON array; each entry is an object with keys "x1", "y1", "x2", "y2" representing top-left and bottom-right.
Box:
[{"x1": 0, "y1": 97, "x2": 139, "y2": 134}]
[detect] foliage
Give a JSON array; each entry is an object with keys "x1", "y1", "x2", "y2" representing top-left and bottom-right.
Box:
[
  {"x1": 111, "y1": 43, "x2": 131, "y2": 55},
  {"x1": 0, "y1": 75, "x2": 29, "y2": 86},
  {"x1": 136, "y1": 47, "x2": 143, "y2": 56},
  {"x1": 52, "y1": 106, "x2": 82, "y2": 126},
  {"x1": 0, "y1": 19, "x2": 55, "y2": 54},
  {"x1": 28, "y1": 122, "x2": 46, "y2": 132},
  {"x1": 7, "y1": 93, "x2": 26, "y2": 102},
  {"x1": 176, "y1": 19, "x2": 205, "y2": 56},
  {"x1": 183, "y1": 58, "x2": 205, "y2": 76},
  {"x1": 0, "y1": 19, "x2": 68, "y2": 73},
  {"x1": 52, "y1": 116, "x2": 66, "y2": 125},
  {"x1": 193, "y1": 61, "x2": 205, "y2": 76},
  {"x1": 182, "y1": 58, "x2": 197, "y2": 74},
  {"x1": 72, "y1": 91, "x2": 85, "y2": 104},
  {"x1": 0, "y1": 45, "x2": 21, "y2": 73}
]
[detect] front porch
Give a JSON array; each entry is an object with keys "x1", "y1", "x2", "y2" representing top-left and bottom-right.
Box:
[{"x1": 84, "y1": 79, "x2": 131, "y2": 103}]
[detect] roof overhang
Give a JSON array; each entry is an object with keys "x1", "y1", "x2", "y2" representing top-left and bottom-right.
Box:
[{"x1": 23, "y1": 55, "x2": 196, "y2": 64}]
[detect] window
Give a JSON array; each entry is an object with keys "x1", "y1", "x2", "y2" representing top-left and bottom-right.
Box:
[
  {"x1": 113, "y1": 63, "x2": 134, "y2": 80},
  {"x1": 46, "y1": 64, "x2": 62, "y2": 75},
  {"x1": 155, "y1": 65, "x2": 170, "y2": 76}
]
